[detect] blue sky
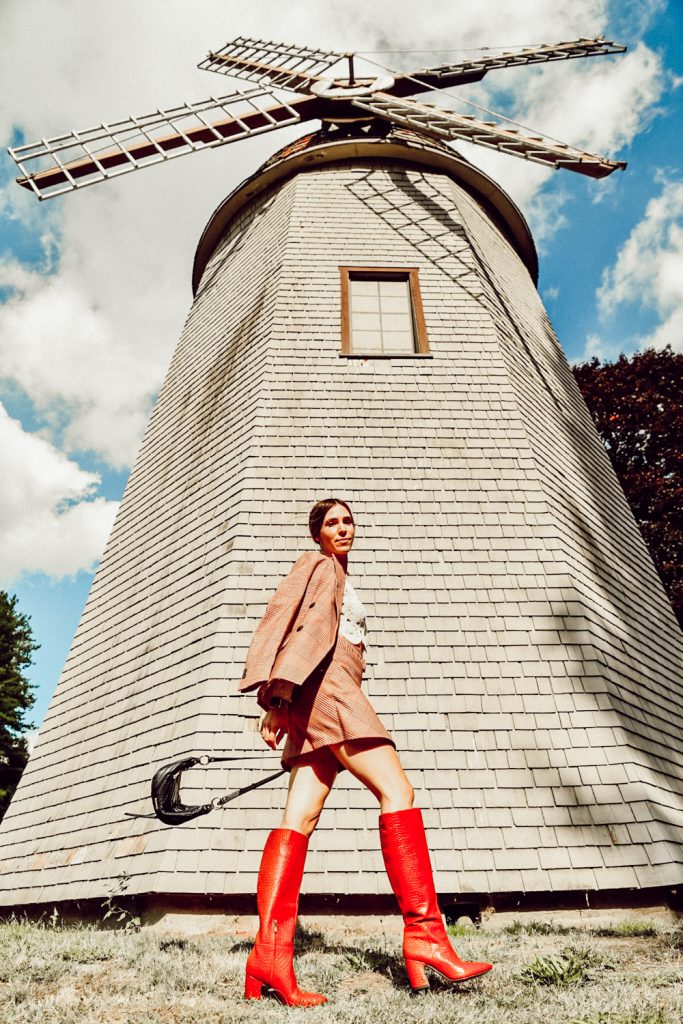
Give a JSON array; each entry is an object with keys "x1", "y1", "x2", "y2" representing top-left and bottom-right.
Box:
[{"x1": 1, "y1": 0, "x2": 681, "y2": 733}]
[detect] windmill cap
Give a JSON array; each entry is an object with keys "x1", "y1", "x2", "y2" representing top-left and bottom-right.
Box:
[{"x1": 192, "y1": 124, "x2": 538, "y2": 294}]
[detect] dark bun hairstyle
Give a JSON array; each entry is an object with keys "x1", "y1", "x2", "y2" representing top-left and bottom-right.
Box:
[{"x1": 308, "y1": 498, "x2": 354, "y2": 543}]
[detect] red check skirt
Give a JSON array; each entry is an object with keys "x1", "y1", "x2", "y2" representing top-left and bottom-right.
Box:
[{"x1": 281, "y1": 634, "x2": 395, "y2": 771}]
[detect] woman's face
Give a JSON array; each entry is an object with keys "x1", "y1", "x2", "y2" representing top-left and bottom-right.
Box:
[{"x1": 318, "y1": 504, "x2": 355, "y2": 558}]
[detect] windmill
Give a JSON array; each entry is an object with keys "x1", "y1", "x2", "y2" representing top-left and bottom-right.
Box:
[
  {"x1": 10, "y1": 35, "x2": 627, "y2": 199},
  {"x1": 2, "y1": 36, "x2": 682, "y2": 928}
]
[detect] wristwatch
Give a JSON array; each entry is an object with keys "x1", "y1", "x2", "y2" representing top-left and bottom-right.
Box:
[{"x1": 268, "y1": 696, "x2": 290, "y2": 709}]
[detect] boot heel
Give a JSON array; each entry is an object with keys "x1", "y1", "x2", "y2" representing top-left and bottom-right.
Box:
[
  {"x1": 405, "y1": 958, "x2": 430, "y2": 992},
  {"x1": 244, "y1": 974, "x2": 264, "y2": 1000}
]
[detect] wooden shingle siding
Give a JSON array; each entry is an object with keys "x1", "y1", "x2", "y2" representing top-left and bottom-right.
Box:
[{"x1": 1, "y1": 146, "x2": 681, "y2": 910}]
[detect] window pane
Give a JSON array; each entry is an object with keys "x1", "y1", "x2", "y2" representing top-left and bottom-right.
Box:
[
  {"x1": 381, "y1": 293, "x2": 410, "y2": 313},
  {"x1": 379, "y1": 278, "x2": 410, "y2": 300},
  {"x1": 381, "y1": 312, "x2": 412, "y2": 332},
  {"x1": 351, "y1": 279, "x2": 380, "y2": 297},
  {"x1": 352, "y1": 312, "x2": 382, "y2": 332},
  {"x1": 351, "y1": 294, "x2": 381, "y2": 314},
  {"x1": 383, "y1": 331, "x2": 414, "y2": 352},
  {"x1": 353, "y1": 330, "x2": 383, "y2": 352}
]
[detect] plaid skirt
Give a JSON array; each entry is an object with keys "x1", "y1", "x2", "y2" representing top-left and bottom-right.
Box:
[{"x1": 281, "y1": 634, "x2": 394, "y2": 771}]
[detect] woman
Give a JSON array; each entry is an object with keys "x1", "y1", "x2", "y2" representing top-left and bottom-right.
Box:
[{"x1": 239, "y1": 498, "x2": 492, "y2": 1006}]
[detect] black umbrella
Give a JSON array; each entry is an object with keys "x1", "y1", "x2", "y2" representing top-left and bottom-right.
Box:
[{"x1": 126, "y1": 754, "x2": 286, "y2": 826}]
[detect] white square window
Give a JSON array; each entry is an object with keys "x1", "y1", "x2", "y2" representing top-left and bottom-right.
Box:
[{"x1": 340, "y1": 268, "x2": 429, "y2": 357}]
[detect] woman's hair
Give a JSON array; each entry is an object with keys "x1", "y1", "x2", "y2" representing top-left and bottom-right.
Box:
[{"x1": 308, "y1": 498, "x2": 354, "y2": 543}]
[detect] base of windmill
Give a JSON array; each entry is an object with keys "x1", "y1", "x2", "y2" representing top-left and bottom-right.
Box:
[{"x1": 2, "y1": 888, "x2": 680, "y2": 936}]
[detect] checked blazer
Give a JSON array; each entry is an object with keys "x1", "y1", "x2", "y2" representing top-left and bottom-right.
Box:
[{"x1": 239, "y1": 551, "x2": 346, "y2": 700}]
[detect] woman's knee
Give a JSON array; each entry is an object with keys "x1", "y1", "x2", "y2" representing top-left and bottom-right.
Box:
[
  {"x1": 381, "y1": 778, "x2": 414, "y2": 811},
  {"x1": 375, "y1": 756, "x2": 415, "y2": 811},
  {"x1": 280, "y1": 804, "x2": 324, "y2": 837},
  {"x1": 402, "y1": 780, "x2": 416, "y2": 807},
  {"x1": 334, "y1": 740, "x2": 415, "y2": 810},
  {"x1": 280, "y1": 758, "x2": 336, "y2": 835}
]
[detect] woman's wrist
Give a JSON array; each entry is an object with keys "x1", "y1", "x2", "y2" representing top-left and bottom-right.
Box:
[
  {"x1": 267, "y1": 678, "x2": 295, "y2": 707},
  {"x1": 268, "y1": 695, "x2": 290, "y2": 709}
]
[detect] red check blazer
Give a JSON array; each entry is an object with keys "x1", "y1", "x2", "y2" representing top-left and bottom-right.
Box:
[{"x1": 239, "y1": 551, "x2": 346, "y2": 703}]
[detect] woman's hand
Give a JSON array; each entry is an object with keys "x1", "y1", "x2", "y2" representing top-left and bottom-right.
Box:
[{"x1": 260, "y1": 707, "x2": 289, "y2": 749}]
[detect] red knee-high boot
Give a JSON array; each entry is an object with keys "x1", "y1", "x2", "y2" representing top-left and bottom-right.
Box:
[
  {"x1": 244, "y1": 829, "x2": 327, "y2": 1007},
  {"x1": 379, "y1": 808, "x2": 493, "y2": 992}
]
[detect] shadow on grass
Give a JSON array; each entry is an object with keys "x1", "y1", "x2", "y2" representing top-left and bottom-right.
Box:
[
  {"x1": 591, "y1": 922, "x2": 660, "y2": 938},
  {"x1": 229, "y1": 923, "x2": 489, "y2": 993},
  {"x1": 502, "y1": 919, "x2": 668, "y2": 940},
  {"x1": 503, "y1": 919, "x2": 576, "y2": 937}
]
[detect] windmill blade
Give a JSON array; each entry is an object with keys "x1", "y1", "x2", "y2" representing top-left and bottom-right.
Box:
[
  {"x1": 390, "y1": 37, "x2": 627, "y2": 98},
  {"x1": 10, "y1": 89, "x2": 317, "y2": 200},
  {"x1": 198, "y1": 36, "x2": 345, "y2": 93},
  {"x1": 352, "y1": 93, "x2": 626, "y2": 178}
]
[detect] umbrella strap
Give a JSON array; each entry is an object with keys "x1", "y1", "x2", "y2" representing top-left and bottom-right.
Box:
[
  {"x1": 196, "y1": 754, "x2": 282, "y2": 765},
  {"x1": 212, "y1": 769, "x2": 288, "y2": 808}
]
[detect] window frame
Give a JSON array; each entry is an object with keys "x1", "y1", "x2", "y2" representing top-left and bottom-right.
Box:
[{"x1": 339, "y1": 266, "x2": 431, "y2": 358}]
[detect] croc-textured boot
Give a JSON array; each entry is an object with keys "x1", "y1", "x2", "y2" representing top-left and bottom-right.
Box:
[
  {"x1": 244, "y1": 829, "x2": 327, "y2": 1006},
  {"x1": 379, "y1": 808, "x2": 493, "y2": 991}
]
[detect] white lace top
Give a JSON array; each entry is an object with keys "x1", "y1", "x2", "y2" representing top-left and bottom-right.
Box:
[{"x1": 339, "y1": 577, "x2": 368, "y2": 649}]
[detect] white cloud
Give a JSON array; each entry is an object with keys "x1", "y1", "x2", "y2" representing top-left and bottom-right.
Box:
[
  {"x1": 333, "y1": 0, "x2": 611, "y2": 55},
  {"x1": 0, "y1": 403, "x2": 118, "y2": 583},
  {"x1": 0, "y1": 214, "x2": 178, "y2": 468},
  {"x1": 598, "y1": 180, "x2": 683, "y2": 314},
  {"x1": 615, "y1": 0, "x2": 667, "y2": 38},
  {"x1": 596, "y1": 178, "x2": 683, "y2": 353},
  {"x1": 574, "y1": 332, "x2": 627, "y2": 365},
  {"x1": 573, "y1": 178, "x2": 683, "y2": 363}
]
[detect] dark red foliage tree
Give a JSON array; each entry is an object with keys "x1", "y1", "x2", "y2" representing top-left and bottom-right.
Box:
[{"x1": 573, "y1": 345, "x2": 683, "y2": 629}]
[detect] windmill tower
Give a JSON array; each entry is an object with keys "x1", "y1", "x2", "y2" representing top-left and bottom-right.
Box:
[{"x1": 2, "y1": 37, "x2": 682, "y2": 926}]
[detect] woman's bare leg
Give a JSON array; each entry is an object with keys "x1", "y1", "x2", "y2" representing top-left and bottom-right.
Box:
[
  {"x1": 247, "y1": 751, "x2": 336, "y2": 1006},
  {"x1": 280, "y1": 750, "x2": 339, "y2": 836},
  {"x1": 331, "y1": 740, "x2": 414, "y2": 813}
]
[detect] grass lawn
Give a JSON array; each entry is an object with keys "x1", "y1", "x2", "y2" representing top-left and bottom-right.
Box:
[{"x1": 1, "y1": 913, "x2": 682, "y2": 1023}]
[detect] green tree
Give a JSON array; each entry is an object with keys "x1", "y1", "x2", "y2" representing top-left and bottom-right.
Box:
[
  {"x1": 573, "y1": 345, "x2": 683, "y2": 629},
  {"x1": 0, "y1": 592, "x2": 38, "y2": 820}
]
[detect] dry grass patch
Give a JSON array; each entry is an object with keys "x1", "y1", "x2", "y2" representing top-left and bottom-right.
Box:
[{"x1": 0, "y1": 915, "x2": 681, "y2": 1024}]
